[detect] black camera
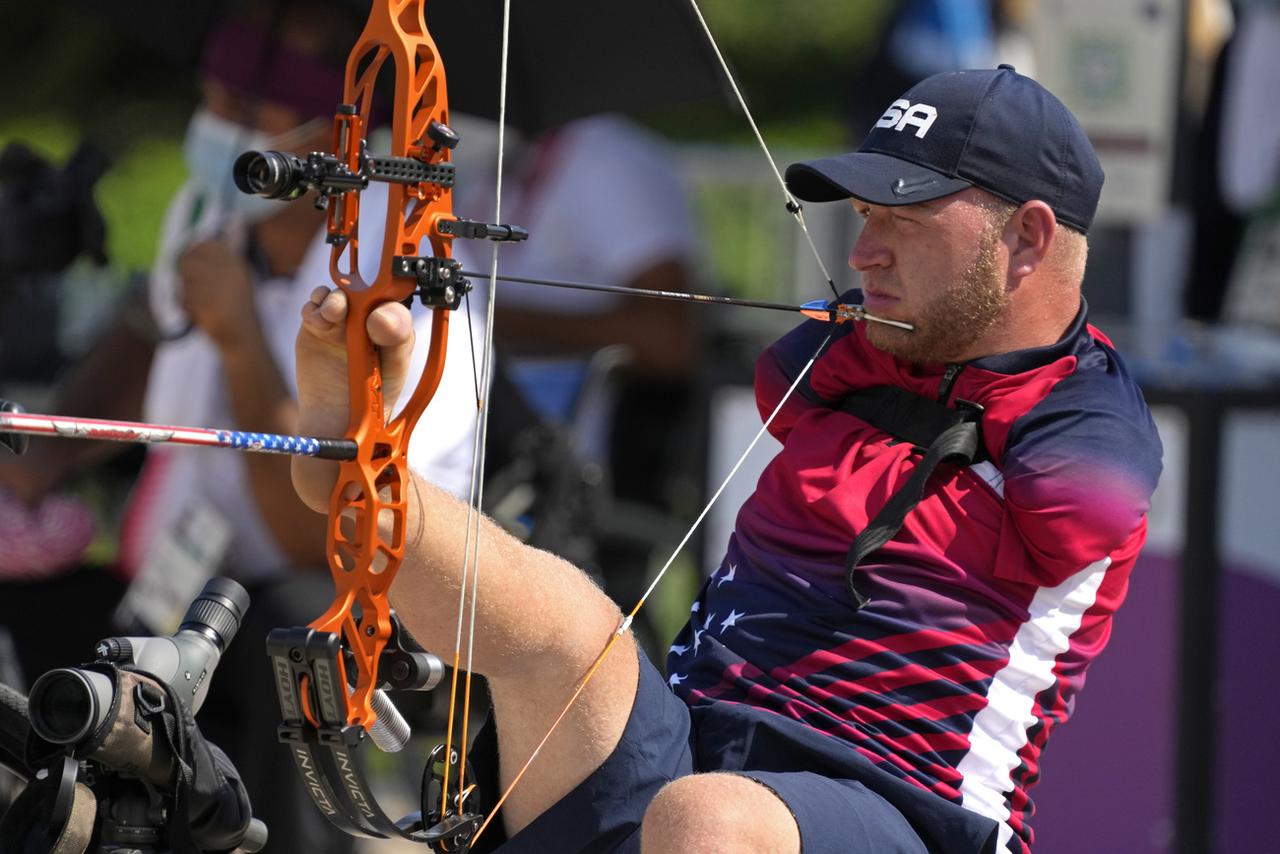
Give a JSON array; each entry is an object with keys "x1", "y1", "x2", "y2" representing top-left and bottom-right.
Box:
[
  {"x1": 1, "y1": 579, "x2": 267, "y2": 853},
  {"x1": 28, "y1": 578, "x2": 248, "y2": 749}
]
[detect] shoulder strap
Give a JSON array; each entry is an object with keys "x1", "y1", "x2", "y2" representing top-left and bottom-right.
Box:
[{"x1": 833, "y1": 386, "x2": 986, "y2": 609}]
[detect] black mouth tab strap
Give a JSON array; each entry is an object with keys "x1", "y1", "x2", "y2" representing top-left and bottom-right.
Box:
[{"x1": 829, "y1": 386, "x2": 986, "y2": 610}]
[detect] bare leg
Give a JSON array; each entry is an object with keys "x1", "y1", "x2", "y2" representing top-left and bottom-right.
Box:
[
  {"x1": 292, "y1": 292, "x2": 639, "y2": 837},
  {"x1": 391, "y1": 474, "x2": 639, "y2": 835}
]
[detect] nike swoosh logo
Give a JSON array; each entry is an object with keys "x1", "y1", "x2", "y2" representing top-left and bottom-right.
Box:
[{"x1": 891, "y1": 176, "x2": 941, "y2": 197}]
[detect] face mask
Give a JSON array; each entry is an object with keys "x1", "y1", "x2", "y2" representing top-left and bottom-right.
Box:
[{"x1": 181, "y1": 107, "x2": 287, "y2": 224}]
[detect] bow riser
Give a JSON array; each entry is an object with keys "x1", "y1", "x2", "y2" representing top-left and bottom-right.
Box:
[{"x1": 310, "y1": 0, "x2": 455, "y2": 730}]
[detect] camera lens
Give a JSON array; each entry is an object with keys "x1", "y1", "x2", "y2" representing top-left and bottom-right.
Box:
[
  {"x1": 28, "y1": 668, "x2": 113, "y2": 745},
  {"x1": 180, "y1": 577, "x2": 250, "y2": 652},
  {"x1": 233, "y1": 150, "x2": 301, "y2": 199}
]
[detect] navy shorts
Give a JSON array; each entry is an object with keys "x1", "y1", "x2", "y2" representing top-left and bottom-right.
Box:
[{"x1": 468, "y1": 652, "x2": 998, "y2": 853}]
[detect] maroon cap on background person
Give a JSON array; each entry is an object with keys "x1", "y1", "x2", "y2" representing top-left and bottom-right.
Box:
[{"x1": 200, "y1": 18, "x2": 348, "y2": 124}]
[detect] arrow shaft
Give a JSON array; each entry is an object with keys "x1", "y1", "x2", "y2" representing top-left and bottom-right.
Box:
[
  {"x1": 463, "y1": 270, "x2": 916, "y2": 331},
  {"x1": 460, "y1": 269, "x2": 806, "y2": 315},
  {"x1": 0, "y1": 410, "x2": 357, "y2": 460}
]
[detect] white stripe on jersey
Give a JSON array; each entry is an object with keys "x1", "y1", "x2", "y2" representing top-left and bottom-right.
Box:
[
  {"x1": 955, "y1": 556, "x2": 1111, "y2": 848},
  {"x1": 970, "y1": 461, "x2": 1005, "y2": 497}
]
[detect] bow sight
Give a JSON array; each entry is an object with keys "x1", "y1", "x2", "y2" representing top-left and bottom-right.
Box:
[
  {"x1": 234, "y1": 112, "x2": 526, "y2": 313},
  {"x1": 232, "y1": 113, "x2": 458, "y2": 203}
]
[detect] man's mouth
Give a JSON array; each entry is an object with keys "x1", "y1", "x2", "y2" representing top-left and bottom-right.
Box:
[{"x1": 860, "y1": 287, "x2": 900, "y2": 314}]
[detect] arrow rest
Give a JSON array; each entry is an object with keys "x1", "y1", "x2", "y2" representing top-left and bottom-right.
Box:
[
  {"x1": 395, "y1": 209, "x2": 530, "y2": 309},
  {"x1": 394, "y1": 255, "x2": 470, "y2": 309}
]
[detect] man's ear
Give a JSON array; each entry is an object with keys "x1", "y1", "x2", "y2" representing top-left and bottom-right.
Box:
[{"x1": 1007, "y1": 200, "x2": 1057, "y2": 280}]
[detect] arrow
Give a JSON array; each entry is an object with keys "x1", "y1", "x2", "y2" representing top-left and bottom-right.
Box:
[
  {"x1": 456, "y1": 269, "x2": 916, "y2": 331},
  {"x1": 0, "y1": 403, "x2": 357, "y2": 460}
]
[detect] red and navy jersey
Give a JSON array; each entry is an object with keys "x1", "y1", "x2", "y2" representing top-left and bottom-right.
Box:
[{"x1": 667, "y1": 300, "x2": 1162, "y2": 852}]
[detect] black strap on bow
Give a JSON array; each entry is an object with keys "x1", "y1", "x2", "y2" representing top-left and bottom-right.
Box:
[{"x1": 833, "y1": 386, "x2": 986, "y2": 610}]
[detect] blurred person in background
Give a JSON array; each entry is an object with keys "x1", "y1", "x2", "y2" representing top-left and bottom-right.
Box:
[
  {"x1": 1186, "y1": 0, "x2": 1280, "y2": 335},
  {"x1": 0, "y1": 7, "x2": 484, "y2": 851},
  {"x1": 0, "y1": 138, "x2": 115, "y2": 655}
]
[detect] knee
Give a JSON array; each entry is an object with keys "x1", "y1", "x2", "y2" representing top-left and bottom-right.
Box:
[{"x1": 640, "y1": 773, "x2": 799, "y2": 854}]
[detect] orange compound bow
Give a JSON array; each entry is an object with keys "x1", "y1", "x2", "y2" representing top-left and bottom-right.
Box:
[
  {"x1": 315, "y1": 0, "x2": 455, "y2": 742},
  {"x1": 242, "y1": 1, "x2": 524, "y2": 848}
]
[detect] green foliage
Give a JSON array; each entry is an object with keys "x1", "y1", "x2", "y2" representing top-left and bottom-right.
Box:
[
  {"x1": 0, "y1": 118, "x2": 77, "y2": 161},
  {"x1": 696, "y1": 0, "x2": 893, "y2": 118},
  {"x1": 1, "y1": 3, "x2": 194, "y2": 272},
  {"x1": 649, "y1": 555, "x2": 703, "y2": 658},
  {"x1": 96, "y1": 139, "x2": 189, "y2": 273},
  {"x1": 698, "y1": 0, "x2": 891, "y2": 63},
  {"x1": 694, "y1": 182, "x2": 792, "y2": 300}
]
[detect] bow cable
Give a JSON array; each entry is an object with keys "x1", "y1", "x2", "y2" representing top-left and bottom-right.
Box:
[
  {"x1": 461, "y1": 0, "x2": 515, "y2": 794},
  {"x1": 444, "y1": 0, "x2": 516, "y2": 815}
]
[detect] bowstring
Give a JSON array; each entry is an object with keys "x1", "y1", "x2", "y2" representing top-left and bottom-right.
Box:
[
  {"x1": 683, "y1": 0, "x2": 841, "y2": 301},
  {"x1": 446, "y1": 0, "x2": 515, "y2": 816}
]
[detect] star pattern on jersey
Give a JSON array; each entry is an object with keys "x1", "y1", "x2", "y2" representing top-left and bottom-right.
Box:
[
  {"x1": 691, "y1": 601, "x2": 701, "y2": 614},
  {"x1": 669, "y1": 642, "x2": 689, "y2": 656},
  {"x1": 668, "y1": 672, "x2": 686, "y2": 688},
  {"x1": 720, "y1": 609, "x2": 745, "y2": 632},
  {"x1": 692, "y1": 628, "x2": 706, "y2": 653},
  {"x1": 717, "y1": 563, "x2": 737, "y2": 587}
]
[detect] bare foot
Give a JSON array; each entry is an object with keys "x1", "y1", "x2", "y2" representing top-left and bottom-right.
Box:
[{"x1": 292, "y1": 286, "x2": 416, "y2": 511}]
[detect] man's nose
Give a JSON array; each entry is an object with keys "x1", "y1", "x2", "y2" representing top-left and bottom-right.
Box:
[{"x1": 849, "y1": 222, "x2": 890, "y2": 271}]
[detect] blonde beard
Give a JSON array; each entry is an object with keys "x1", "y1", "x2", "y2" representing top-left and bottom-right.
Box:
[{"x1": 865, "y1": 225, "x2": 1008, "y2": 364}]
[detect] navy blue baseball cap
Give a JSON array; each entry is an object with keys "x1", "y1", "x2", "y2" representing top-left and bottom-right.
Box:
[{"x1": 785, "y1": 65, "x2": 1105, "y2": 233}]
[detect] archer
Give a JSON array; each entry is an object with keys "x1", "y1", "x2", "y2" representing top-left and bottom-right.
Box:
[{"x1": 292, "y1": 67, "x2": 1161, "y2": 853}]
